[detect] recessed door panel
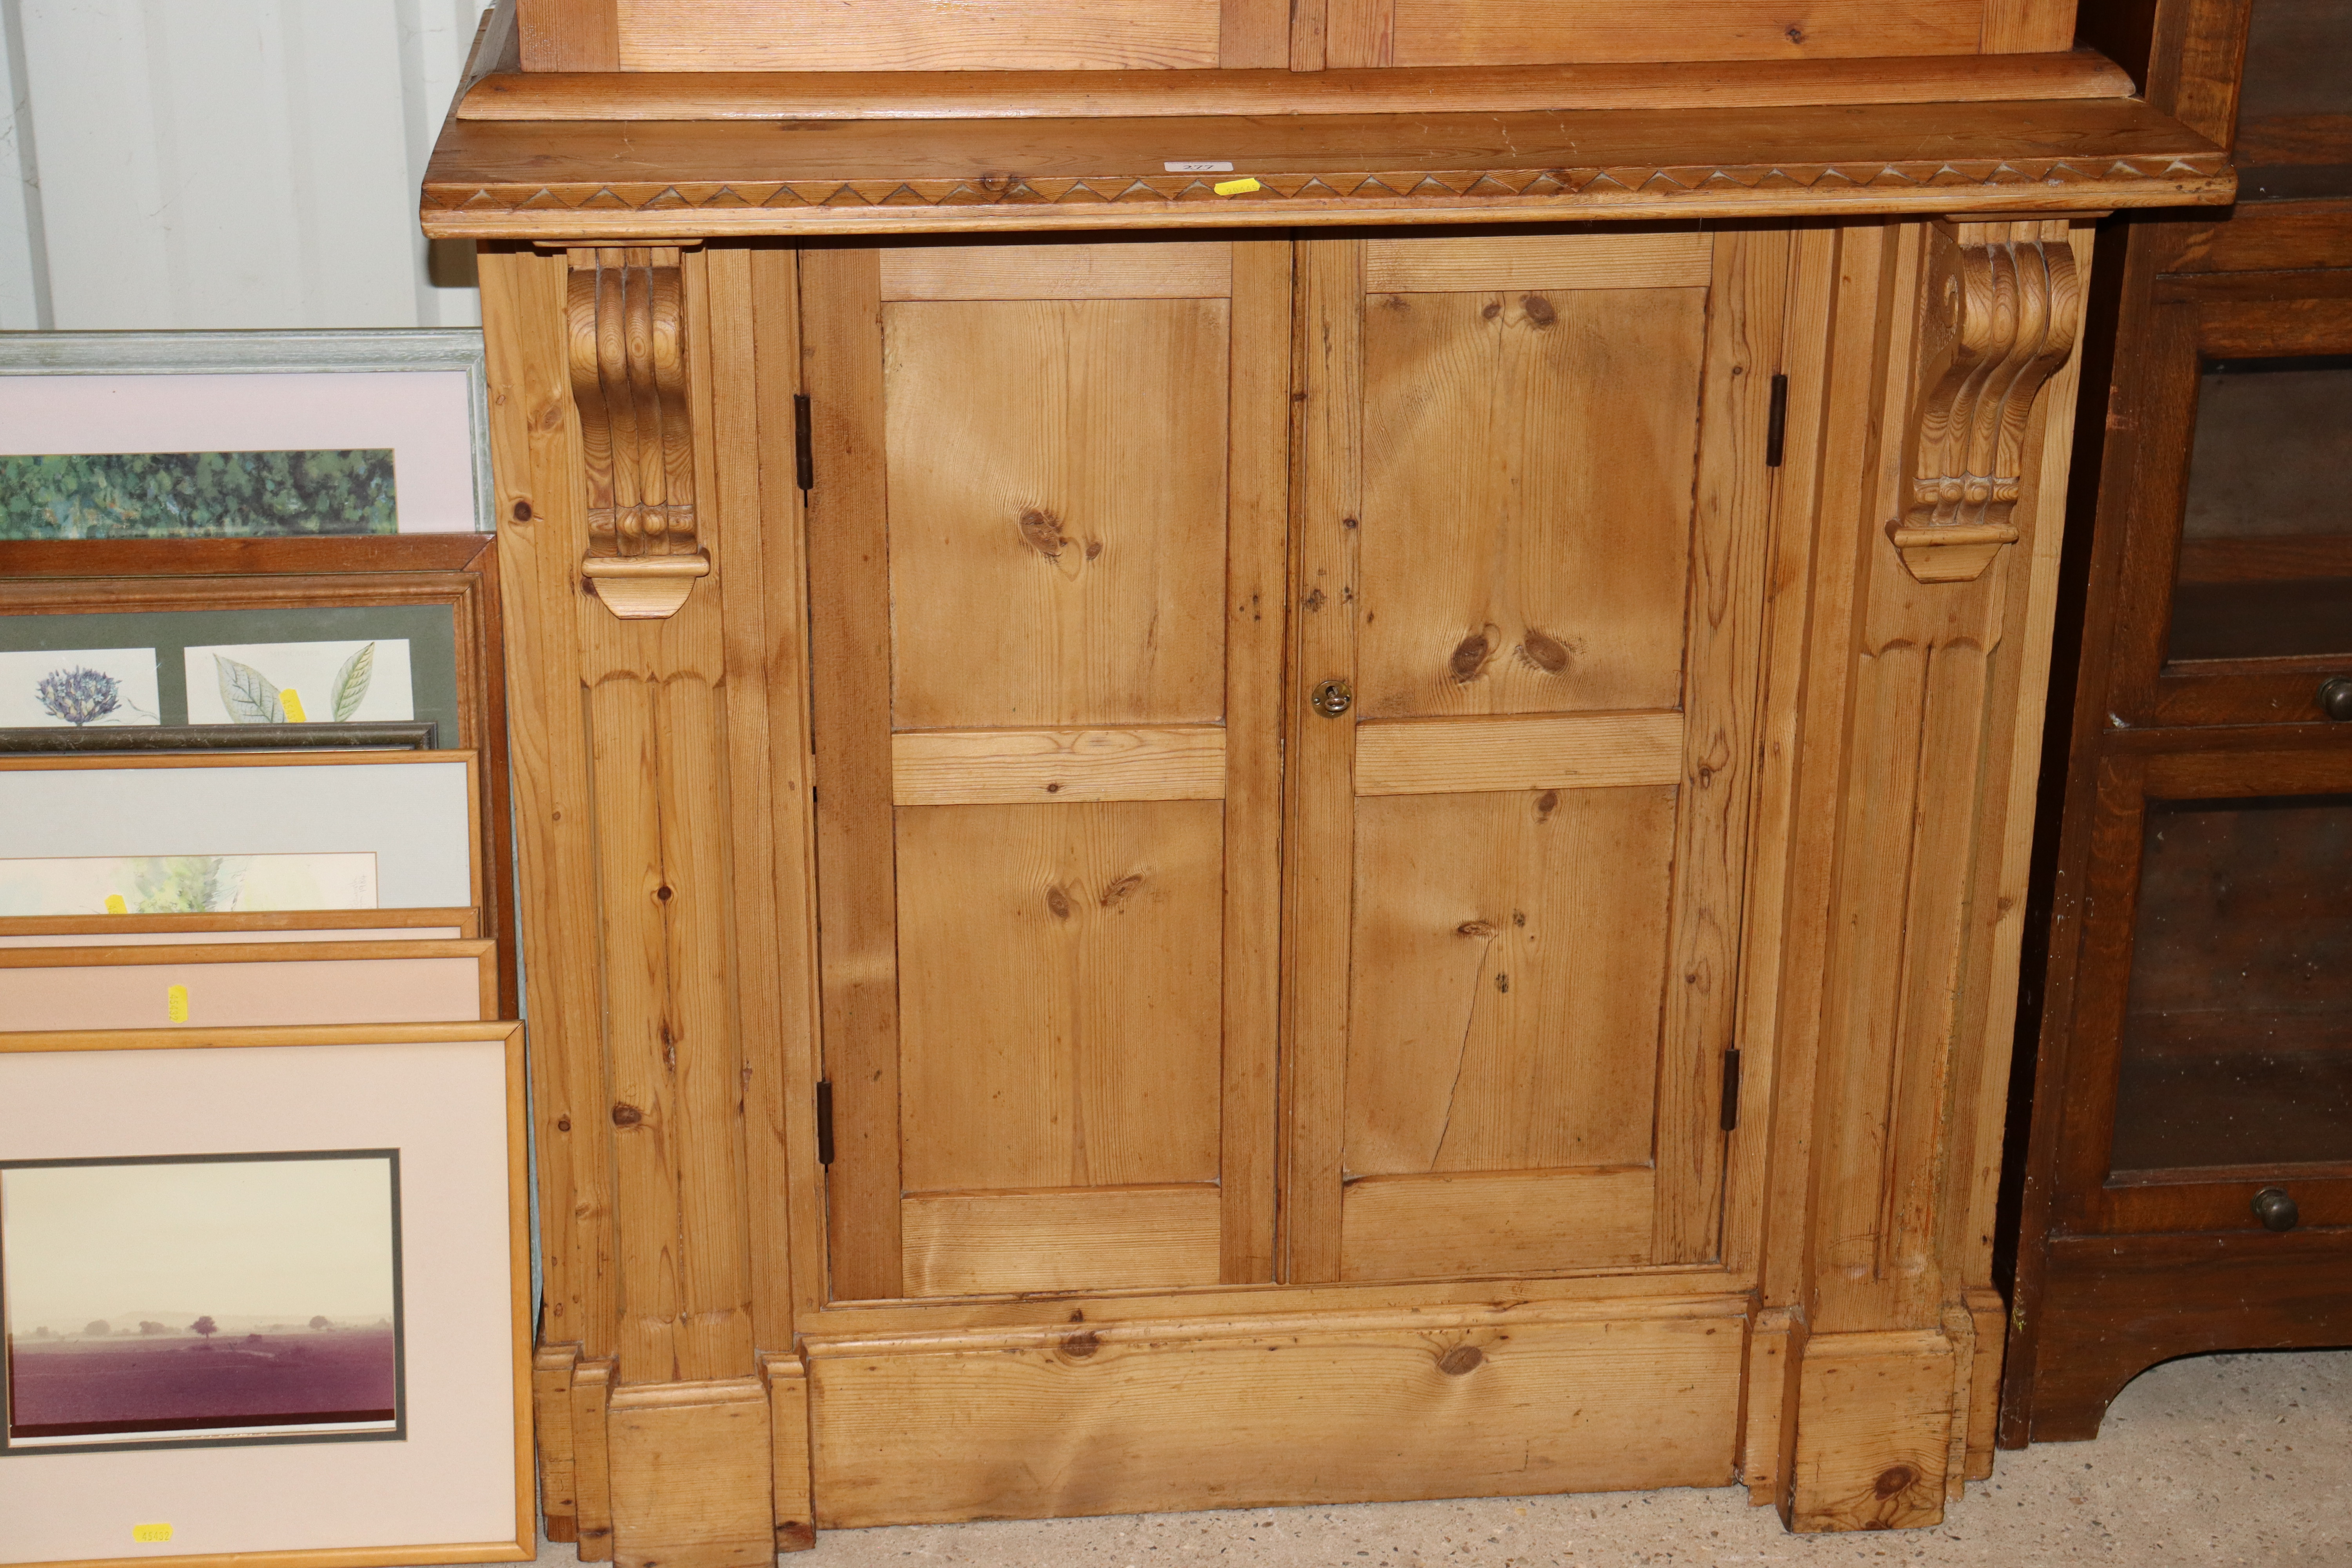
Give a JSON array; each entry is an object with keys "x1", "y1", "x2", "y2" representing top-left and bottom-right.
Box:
[
  {"x1": 804, "y1": 238, "x2": 1289, "y2": 1301},
  {"x1": 886, "y1": 298, "x2": 1231, "y2": 730},
  {"x1": 1357, "y1": 286, "x2": 1704, "y2": 718}
]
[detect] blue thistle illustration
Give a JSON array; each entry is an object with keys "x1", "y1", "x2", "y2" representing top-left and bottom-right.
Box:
[{"x1": 35, "y1": 665, "x2": 123, "y2": 725}]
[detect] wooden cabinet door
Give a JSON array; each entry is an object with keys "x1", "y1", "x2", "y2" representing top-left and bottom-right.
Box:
[
  {"x1": 1285, "y1": 229, "x2": 1792, "y2": 1283},
  {"x1": 801, "y1": 237, "x2": 1290, "y2": 1301}
]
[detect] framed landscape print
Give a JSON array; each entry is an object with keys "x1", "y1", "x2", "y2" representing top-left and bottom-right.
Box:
[
  {"x1": 0, "y1": 538, "x2": 513, "y2": 1012},
  {"x1": 0, "y1": 1022, "x2": 531, "y2": 1568},
  {"x1": 0, "y1": 332, "x2": 488, "y2": 541}
]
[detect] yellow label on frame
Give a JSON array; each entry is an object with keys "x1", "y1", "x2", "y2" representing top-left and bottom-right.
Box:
[
  {"x1": 104, "y1": 893, "x2": 128, "y2": 915},
  {"x1": 132, "y1": 1525, "x2": 173, "y2": 1544},
  {"x1": 166, "y1": 984, "x2": 190, "y2": 1023},
  {"x1": 279, "y1": 688, "x2": 308, "y2": 722},
  {"x1": 1213, "y1": 176, "x2": 1262, "y2": 196}
]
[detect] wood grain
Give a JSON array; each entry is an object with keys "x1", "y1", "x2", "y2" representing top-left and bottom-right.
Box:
[
  {"x1": 614, "y1": 0, "x2": 1221, "y2": 70},
  {"x1": 518, "y1": 0, "x2": 617, "y2": 71},
  {"x1": 479, "y1": 247, "x2": 619, "y2": 1362},
  {"x1": 607, "y1": 1379, "x2": 773, "y2": 1568},
  {"x1": 1281, "y1": 237, "x2": 1367, "y2": 1285},
  {"x1": 885, "y1": 297, "x2": 1229, "y2": 730},
  {"x1": 1220, "y1": 237, "x2": 1292, "y2": 1283},
  {"x1": 891, "y1": 726, "x2": 1227, "y2": 806},
  {"x1": 457, "y1": 53, "x2": 2141, "y2": 122},
  {"x1": 801, "y1": 246, "x2": 906, "y2": 1303},
  {"x1": 806, "y1": 1303, "x2": 1743, "y2": 1524},
  {"x1": 1787, "y1": 1331, "x2": 1954, "y2": 1531},
  {"x1": 1390, "y1": 0, "x2": 1986, "y2": 64},
  {"x1": 1338, "y1": 1167, "x2": 1655, "y2": 1278},
  {"x1": 900, "y1": 1185, "x2": 1223, "y2": 1296},
  {"x1": 1364, "y1": 232, "x2": 1714, "y2": 292},
  {"x1": 1345, "y1": 788, "x2": 1675, "y2": 1178},
  {"x1": 750, "y1": 245, "x2": 835, "y2": 1336},
  {"x1": 571, "y1": 1357, "x2": 616, "y2": 1560},
  {"x1": 1357, "y1": 277, "x2": 1704, "y2": 719},
  {"x1": 761, "y1": 1353, "x2": 817, "y2": 1552},
  {"x1": 1654, "y1": 228, "x2": 1787, "y2": 1263},
  {"x1": 1353, "y1": 713, "x2": 1685, "y2": 795},
  {"x1": 895, "y1": 800, "x2": 1224, "y2": 1194},
  {"x1": 880, "y1": 240, "x2": 1233, "y2": 301}
]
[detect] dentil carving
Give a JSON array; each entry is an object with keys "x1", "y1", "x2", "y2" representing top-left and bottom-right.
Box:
[
  {"x1": 1889, "y1": 221, "x2": 2082, "y2": 584},
  {"x1": 566, "y1": 245, "x2": 709, "y2": 618}
]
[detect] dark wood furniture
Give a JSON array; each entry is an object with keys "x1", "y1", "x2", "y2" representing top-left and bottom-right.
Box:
[{"x1": 2002, "y1": 0, "x2": 2352, "y2": 1445}]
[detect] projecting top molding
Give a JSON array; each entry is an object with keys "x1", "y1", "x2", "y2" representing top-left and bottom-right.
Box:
[{"x1": 422, "y1": 1, "x2": 2234, "y2": 240}]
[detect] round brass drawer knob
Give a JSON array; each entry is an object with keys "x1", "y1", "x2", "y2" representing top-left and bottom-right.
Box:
[{"x1": 2252, "y1": 1187, "x2": 2300, "y2": 1232}]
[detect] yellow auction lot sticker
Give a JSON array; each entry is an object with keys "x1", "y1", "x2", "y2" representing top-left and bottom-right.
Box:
[{"x1": 132, "y1": 1525, "x2": 173, "y2": 1544}]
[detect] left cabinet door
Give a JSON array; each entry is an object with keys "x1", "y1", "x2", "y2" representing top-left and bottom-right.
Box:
[{"x1": 800, "y1": 237, "x2": 1292, "y2": 1302}]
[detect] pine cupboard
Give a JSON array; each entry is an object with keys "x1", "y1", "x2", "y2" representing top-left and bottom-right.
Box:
[{"x1": 425, "y1": 0, "x2": 2231, "y2": 1554}]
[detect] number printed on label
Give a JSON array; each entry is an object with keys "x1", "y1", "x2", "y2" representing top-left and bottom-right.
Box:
[
  {"x1": 133, "y1": 1524, "x2": 173, "y2": 1544},
  {"x1": 1164, "y1": 160, "x2": 1234, "y2": 173}
]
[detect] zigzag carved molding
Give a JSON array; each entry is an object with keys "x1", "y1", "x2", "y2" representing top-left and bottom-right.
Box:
[
  {"x1": 1889, "y1": 220, "x2": 2083, "y2": 585},
  {"x1": 426, "y1": 154, "x2": 2229, "y2": 232}
]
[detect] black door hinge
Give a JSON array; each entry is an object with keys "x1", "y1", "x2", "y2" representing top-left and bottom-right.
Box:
[
  {"x1": 816, "y1": 1079, "x2": 835, "y2": 1165},
  {"x1": 1720, "y1": 1048, "x2": 1742, "y2": 1133},
  {"x1": 793, "y1": 394, "x2": 814, "y2": 492},
  {"x1": 1764, "y1": 374, "x2": 1788, "y2": 469}
]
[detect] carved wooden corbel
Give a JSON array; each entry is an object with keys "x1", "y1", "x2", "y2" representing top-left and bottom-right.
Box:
[
  {"x1": 1889, "y1": 221, "x2": 2082, "y2": 584},
  {"x1": 566, "y1": 246, "x2": 708, "y2": 618}
]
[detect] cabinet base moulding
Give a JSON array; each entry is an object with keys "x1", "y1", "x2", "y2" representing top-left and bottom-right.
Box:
[{"x1": 802, "y1": 1299, "x2": 1746, "y2": 1528}]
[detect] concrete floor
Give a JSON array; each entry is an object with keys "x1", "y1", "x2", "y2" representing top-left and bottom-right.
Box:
[{"x1": 502, "y1": 1348, "x2": 2351, "y2": 1568}]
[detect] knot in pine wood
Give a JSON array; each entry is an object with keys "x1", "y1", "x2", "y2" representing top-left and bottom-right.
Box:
[{"x1": 1436, "y1": 1345, "x2": 1485, "y2": 1376}]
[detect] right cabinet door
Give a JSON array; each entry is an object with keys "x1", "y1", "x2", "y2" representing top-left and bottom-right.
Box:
[{"x1": 1285, "y1": 228, "x2": 1794, "y2": 1283}]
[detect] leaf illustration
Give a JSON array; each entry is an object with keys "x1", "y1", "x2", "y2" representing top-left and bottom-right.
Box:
[
  {"x1": 330, "y1": 642, "x2": 376, "y2": 721},
  {"x1": 214, "y1": 654, "x2": 285, "y2": 724}
]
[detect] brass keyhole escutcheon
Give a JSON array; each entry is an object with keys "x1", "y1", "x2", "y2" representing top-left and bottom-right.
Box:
[{"x1": 1311, "y1": 679, "x2": 1353, "y2": 717}]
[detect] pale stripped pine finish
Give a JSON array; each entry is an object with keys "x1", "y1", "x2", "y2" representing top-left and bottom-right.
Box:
[
  {"x1": 804, "y1": 236, "x2": 1289, "y2": 1299},
  {"x1": 1289, "y1": 229, "x2": 1788, "y2": 1284}
]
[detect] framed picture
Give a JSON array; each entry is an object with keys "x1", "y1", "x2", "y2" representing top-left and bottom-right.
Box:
[
  {"x1": 0, "y1": 538, "x2": 514, "y2": 1012},
  {"x1": 0, "y1": 752, "x2": 479, "y2": 915},
  {"x1": 0, "y1": 910, "x2": 479, "y2": 949},
  {"x1": 0, "y1": 940, "x2": 499, "y2": 1030},
  {"x1": 0, "y1": 1022, "x2": 531, "y2": 1568},
  {"x1": 0, "y1": 332, "x2": 488, "y2": 541}
]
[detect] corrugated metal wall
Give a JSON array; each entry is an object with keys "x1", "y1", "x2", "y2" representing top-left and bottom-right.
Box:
[{"x1": 0, "y1": 0, "x2": 487, "y2": 331}]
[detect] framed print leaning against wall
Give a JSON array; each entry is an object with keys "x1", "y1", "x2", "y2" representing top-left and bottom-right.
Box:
[
  {"x1": 0, "y1": 332, "x2": 489, "y2": 541},
  {"x1": 0, "y1": 1022, "x2": 532, "y2": 1568},
  {"x1": 0, "y1": 538, "x2": 514, "y2": 1013}
]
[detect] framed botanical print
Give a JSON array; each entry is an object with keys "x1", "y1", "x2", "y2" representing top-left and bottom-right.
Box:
[
  {"x1": 0, "y1": 1021, "x2": 532, "y2": 1568},
  {"x1": 0, "y1": 538, "x2": 514, "y2": 1013}
]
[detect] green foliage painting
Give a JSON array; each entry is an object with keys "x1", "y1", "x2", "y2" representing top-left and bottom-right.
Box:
[{"x1": 0, "y1": 450, "x2": 397, "y2": 539}]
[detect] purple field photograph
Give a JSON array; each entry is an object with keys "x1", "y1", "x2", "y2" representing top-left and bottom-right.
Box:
[
  {"x1": 1, "y1": 1151, "x2": 401, "y2": 1450},
  {"x1": 6, "y1": 1324, "x2": 397, "y2": 1442}
]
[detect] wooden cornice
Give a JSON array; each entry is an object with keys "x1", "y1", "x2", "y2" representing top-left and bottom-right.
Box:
[
  {"x1": 423, "y1": 95, "x2": 2230, "y2": 238},
  {"x1": 455, "y1": 51, "x2": 2135, "y2": 122}
]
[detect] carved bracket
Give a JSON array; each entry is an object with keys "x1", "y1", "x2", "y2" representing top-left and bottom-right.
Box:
[
  {"x1": 1890, "y1": 221, "x2": 2081, "y2": 584},
  {"x1": 566, "y1": 245, "x2": 709, "y2": 618}
]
